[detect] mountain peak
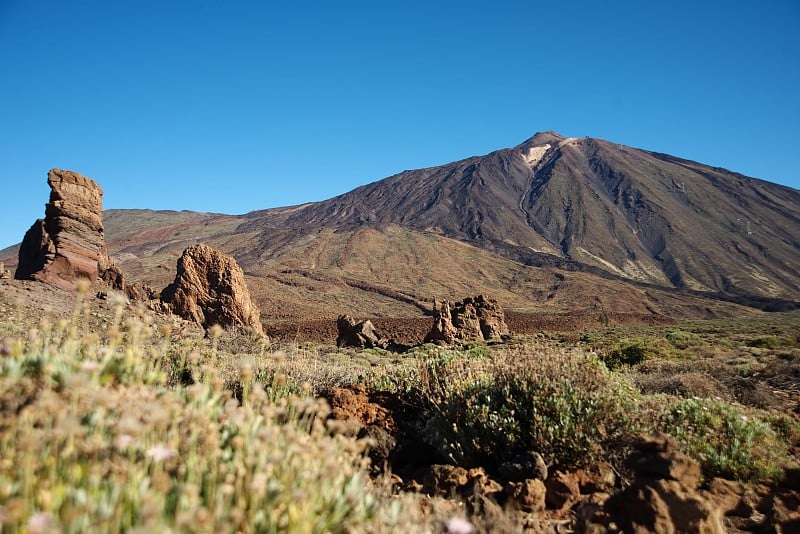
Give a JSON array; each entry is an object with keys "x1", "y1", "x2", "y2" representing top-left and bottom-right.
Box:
[{"x1": 518, "y1": 130, "x2": 566, "y2": 148}]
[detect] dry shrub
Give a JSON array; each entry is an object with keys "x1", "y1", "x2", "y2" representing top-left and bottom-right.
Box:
[
  {"x1": 634, "y1": 371, "x2": 732, "y2": 401},
  {"x1": 661, "y1": 397, "x2": 793, "y2": 482},
  {"x1": 0, "y1": 304, "x2": 420, "y2": 532},
  {"x1": 421, "y1": 345, "x2": 640, "y2": 469}
]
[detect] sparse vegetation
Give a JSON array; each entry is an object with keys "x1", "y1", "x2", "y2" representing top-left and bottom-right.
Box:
[
  {"x1": 661, "y1": 397, "x2": 792, "y2": 482},
  {"x1": 1, "y1": 284, "x2": 799, "y2": 531},
  {"x1": 0, "y1": 300, "x2": 400, "y2": 532},
  {"x1": 418, "y1": 347, "x2": 640, "y2": 468}
]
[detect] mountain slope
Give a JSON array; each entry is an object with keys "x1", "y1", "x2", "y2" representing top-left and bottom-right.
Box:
[
  {"x1": 240, "y1": 131, "x2": 800, "y2": 299},
  {"x1": 94, "y1": 218, "x2": 752, "y2": 321},
  {"x1": 3, "y1": 132, "x2": 797, "y2": 322}
]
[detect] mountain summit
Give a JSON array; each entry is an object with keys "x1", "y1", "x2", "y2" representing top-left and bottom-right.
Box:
[{"x1": 241, "y1": 132, "x2": 800, "y2": 300}]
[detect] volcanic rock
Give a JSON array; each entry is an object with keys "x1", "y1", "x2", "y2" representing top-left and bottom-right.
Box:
[
  {"x1": 336, "y1": 315, "x2": 389, "y2": 349},
  {"x1": 425, "y1": 298, "x2": 459, "y2": 345},
  {"x1": 585, "y1": 432, "x2": 724, "y2": 533},
  {"x1": 423, "y1": 465, "x2": 470, "y2": 496},
  {"x1": 125, "y1": 281, "x2": 155, "y2": 302},
  {"x1": 15, "y1": 169, "x2": 123, "y2": 291},
  {"x1": 425, "y1": 295, "x2": 509, "y2": 346},
  {"x1": 498, "y1": 451, "x2": 548, "y2": 482},
  {"x1": 160, "y1": 244, "x2": 264, "y2": 336},
  {"x1": 357, "y1": 424, "x2": 396, "y2": 473},
  {"x1": 0, "y1": 262, "x2": 10, "y2": 279},
  {"x1": 506, "y1": 478, "x2": 547, "y2": 513},
  {"x1": 545, "y1": 470, "x2": 582, "y2": 510},
  {"x1": 323, "y1": 385, "x2": 396, "y2": 434}
]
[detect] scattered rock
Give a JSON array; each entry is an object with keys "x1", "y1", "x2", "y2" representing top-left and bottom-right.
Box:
[
  {"x1": 766, "y1": 491, "x2": 800, "y2": 529},
  {"x1": 466, "y1": 467, "x2": 504, "y2": 497},
  {"x1": 336, "y1": 315, "x2": 388, "y2": 349},
  {"x1": 160, "y1": 244, "x2": 264, "y2": 336},
  {"x1": 609, "y1": 479, "x2": 725, "y2": 534},
  {"x1": 575, "y1": 462, "x2": 617, "y2": 494},
  {"x1": 423, "y1": 465, "x2": 469, "y2": 496},
  {"x1": 507, "y1": 478, "x2": 547, "y2": 513},
  {"x1": 583, "y1": 432, "x2": 725, "y2": 533},
  {"x1": 357, "y1": 424, "x2": 396, "y2": 473},
  {"x1": 498, "y1": 451, "x2": 548, "y2": 482},
  {"x1": 425, "y1": 295, "x2": 508, "y2": 346},
  {"x1": 705, "y1": 478, "x2": 757, "y2": 518},
  {"x1": 15, "y1": 169, "x2": 124, "y2": 291},
  {"x1": 125, "y1": 281, "x2": 155, "y2": 302},
  {"x1": 98, "y1": 255, "x2": 125, "y2": 290},
  {"x1": 628, "y1": 432, "x2": 701, "y2": 488},
  {"x1": 545, "y1": 471, "x2": 581, "y2": 510},
  {"x1": 323, "y1": 385, "x2": 396, "y2": 434}
]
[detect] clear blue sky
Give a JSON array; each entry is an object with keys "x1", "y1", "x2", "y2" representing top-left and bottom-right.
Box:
[{"x1": 2, "y1": 1, "x2": 798, "y2": 249}]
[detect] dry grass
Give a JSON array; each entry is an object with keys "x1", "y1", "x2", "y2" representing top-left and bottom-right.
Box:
[
  {"x1": 0, "y1": 289, "x2": 464, "y2": 533},
  {"x1": 1, "y1": 282, "x2": 799, "y2": 531}
]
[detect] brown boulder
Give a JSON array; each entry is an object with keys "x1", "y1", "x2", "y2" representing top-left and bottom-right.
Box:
[
  {"x1": 0, "y1": 262, "x2": 10, "y2": 279},
  {"x1": 705, "y1": 478, "x2": 757, "y2": 518},
  {"x1": 584, "y1": 432, "x2": 724, "y2": 534},
  {"x1": 125, "y1": 281, "x2": 155, "y2": 302},
  {"x1": 604, "y1": 479, "x2": 725, "y2": 534},
  {"x1": 507, "y1": 478, "x2": 547, "y2": 513},
  {"x1": 629, "y1": 432, "x2": 701, "y2": 488},
  {"x1": 336, "y1": 315, "x2": 388, "y2": 349},
  {"x1": 423, "y1": 464, "x2": 469, "y2": 496},
  {"x1": 545, "y1": 470, "x2": 582, "y2": 510},
  {"x1": 425, "y1": 297, "x2": 459, "y2": 345},
  {"x1": 323, "y1": 385, "x2": 396, "y2": 434},
  {"x1": 15, "y1": 169, "x2": 123, "y2": 291},
  {"x1": 575, "y1": 462, "x2": 617, "y2": 494},
  {"x1": 357, "y1": 424, "x2": 396, "y2": 473},
  {"x1": 160, "y1": 244, "x2": 264, "y2": 336},
  {"x1": 425, "y1": 295, "x2": 509, "y2": 346}
]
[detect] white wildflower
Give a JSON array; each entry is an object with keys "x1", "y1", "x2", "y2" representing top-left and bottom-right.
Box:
[
  {"x1": 146, "y1": 444, "x2": 175, "y2": 462},
  {"x1": 446, "y1": 517, "x2": 474, "y2": 534}
]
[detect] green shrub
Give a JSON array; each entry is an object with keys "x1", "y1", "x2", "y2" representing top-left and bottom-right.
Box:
[
  {"x1": 602, "y1": 337, "x2": 690, "y2": 369},
  {"x1": 661, "y1": 397, "x2": 790, "y2": 482},
  {"x1": 747, "y1": 335, "x2": 786, "y2": 349},
  {"x1": 767, "y1": 413, "x2": 800, "y2": 447},
  {"x1": 602, "y1": 342, "x2": 648, "y2": 369},
  {"x1": 666, "y1": 331, "x2": 703, "y2": 349},
  {"x1": 423, "y1": 349, "x2": 640, "y2": 468}
]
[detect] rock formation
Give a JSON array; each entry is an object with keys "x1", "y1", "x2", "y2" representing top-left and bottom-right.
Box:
[
  {"x1": 584, "y1": 433, "x2": 725, "y2": 533},
  {"x1": 336, "y1": 315, "x2": 389, "y2": 349},
  {"x1": 15, "y1": 169, "x2": 123, "y2": 291},
  {"x1": 160, "y1": 243, "x2": 264, "y2": 336},
  {"x1": 424, "y1": 295, "x2": 508, "y2": 346},
  {"x1": 0, "y1": 262, "x2": 10, "y2": 280},
  {"x1": 124, "y1": 281, "x2": 155, "y2": 302}
]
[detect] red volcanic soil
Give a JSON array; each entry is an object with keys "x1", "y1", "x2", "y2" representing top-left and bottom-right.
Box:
[{"x1": 264, "y1": 311, "x2": 675, "y2": 344}]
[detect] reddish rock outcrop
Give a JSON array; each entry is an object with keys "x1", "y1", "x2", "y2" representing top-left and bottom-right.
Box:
[
  {"x1": 425, "y1": 295, "x2": 509, "y2": 346},
  {"x1": 160, "y1": 244, "x2": 264, "y2": 336},
  {"x1": 15, "y1": 169, "x2": 123, "y2": 290},
  {"x1": 124, "y1": 281, "x2": 155, "y2": 302},
  {"x1": 323, "y1": 385, "x2": 396, "y2": 434},
  {"x1": 585, "y1": 433, "x2": 724, "y2": 533}
]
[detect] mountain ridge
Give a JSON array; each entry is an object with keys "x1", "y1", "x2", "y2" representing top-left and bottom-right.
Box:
[
  {"x1": 234, "y1": 131, "x2": 799, "y2": 300},
  {"x1": 2, "y1": 132, "x2": 798, "y2": 321}
]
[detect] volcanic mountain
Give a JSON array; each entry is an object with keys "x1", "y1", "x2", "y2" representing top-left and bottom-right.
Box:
[
  {"x1": 241, "y1": 131, "x2": 800, "y2": 299},
  {"x1": 3, "y1": 131, "x2": 799, "y2": 324}
]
